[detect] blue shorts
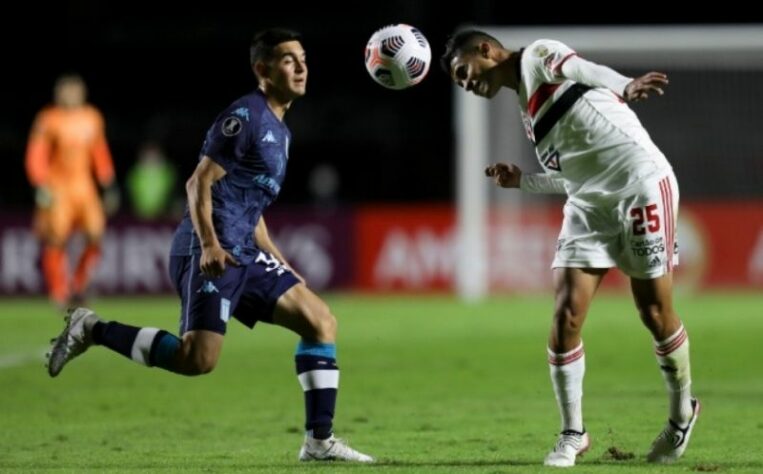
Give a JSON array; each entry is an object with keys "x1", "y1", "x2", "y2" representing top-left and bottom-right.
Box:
[{"x1": 169, "y1": 251, "x2": 300, "y2": 335}]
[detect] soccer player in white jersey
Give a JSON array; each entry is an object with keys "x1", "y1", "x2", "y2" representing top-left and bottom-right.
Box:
[{"x1": 442, "y1": 30, "x2": 699, "y2": 467}]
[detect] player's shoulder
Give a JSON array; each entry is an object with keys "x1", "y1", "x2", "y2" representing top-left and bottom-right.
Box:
[
  {"x1": 82, "y1": 105, "x2": 105, "y2": 122},
  {"x1": 525, "y1": 39, "x2": 575, "y2": 60},
  {"x1": 35, "y1": 105, "x2": 58, "y2": 121},
  {"x1": 217, "y1": 90, "x2": 266, "y2": 126}
]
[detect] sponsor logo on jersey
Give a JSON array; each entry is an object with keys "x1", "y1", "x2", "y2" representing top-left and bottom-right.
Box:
[
  {"x1": 198, "y1": 281, "x2": 219, "y2": 294},
  {"x1": 631, "y1": 236, "x2": 665, "y2": 257},
  {"x1": 261, "y1": 130, "x2": 278, "y2": 144},
  {"x1": 221, "y1": 116, "x2": 242, "y2": 136},
  {"x1": 533, "y1": 45, "x2": 549, "y2": 58},
  {"x1": 253, "y1": 174, "x2": 281, "y2": 194},
  {"x1": 232, "y1": 107, "x2": 250, "y2": 122}
]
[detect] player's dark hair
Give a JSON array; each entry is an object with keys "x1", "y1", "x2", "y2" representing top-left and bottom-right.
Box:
[
  {"x1": 250, "y1": 28, "x2": 302, "y2": 67},
  {"x1": 54, "y1": 73, "x2": 85, "y2": 88},
  {"x1": 440, "y1": 30, "x2": 503, "y2": 74}
]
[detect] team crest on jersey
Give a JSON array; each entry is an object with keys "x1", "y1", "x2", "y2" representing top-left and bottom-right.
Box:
[
  {"x1": 221, "y1": 116, "x2": 242, "y2": 136},
  {"x1": 540, "y1": 146, "x2": 561, "y2": 171}
]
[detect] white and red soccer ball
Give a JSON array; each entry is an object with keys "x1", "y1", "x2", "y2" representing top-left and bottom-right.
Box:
[{"x1": 365, "y1": 24, "x2": 431, "y2": 90}]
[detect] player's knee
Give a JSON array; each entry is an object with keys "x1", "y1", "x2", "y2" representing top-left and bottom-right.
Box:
[
  {"x1": 184, "y1": 353, "x2": 218, "y2": 376},
  {"x1": 308, "y1": 302, "x2": 337, "y2": 341},
  {"x1": 177, "y1": 340, "x2": 219, "y2": 376},
  {"x1": 553, "y1": 299, "x2": 586, "y2": 333}
]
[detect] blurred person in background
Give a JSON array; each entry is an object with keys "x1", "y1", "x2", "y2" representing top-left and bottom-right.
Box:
[
  {"x1": 46, "y1": 29, "x2": 373, "y2": 464},
  {"x1": 443, "y1": 31, "x2": 698, "y2": 467},
  {"x1": 126, "y1": 141, "x2": 177, "y2": 220},
  {"x1": 25, "y1": 74, "x2": 119, "y2": 309}
]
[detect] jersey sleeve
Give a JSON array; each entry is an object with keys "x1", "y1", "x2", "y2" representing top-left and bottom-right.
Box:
[
  {"x1": 560, "y1": 55, "x2": 633, "y2": 96},
  {"x1": 200, "y1": 103, "x2": 253, "y2": 172},
  {"x1": 526, "y1": 39, "x2": 578, "y2": 84},
  {"x1": 25, "y1": 110, "x2": 52, "y2": 187},
  {"x1": 520, "y1": 172, "x2": 567, "y2": 194},
  {"x1": 90, "y1": 109, "x2": 115, "y2": 185}
]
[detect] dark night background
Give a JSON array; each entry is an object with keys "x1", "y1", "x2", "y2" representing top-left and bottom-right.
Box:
[{"x1": 2, "y1": 3, "x2": 760, "y2": 210}]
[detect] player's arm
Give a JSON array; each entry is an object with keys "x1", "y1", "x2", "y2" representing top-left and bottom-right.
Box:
[
  {"x1": 25, "y1": 111, "x2": 53, "y2": 208},
  {"x1": 254, "y1": 216, "x2": 305, "y2": 282},
  {"x1": 485, "y1": 162, "x2": 566, "y2": 194},
  {"x1": 91, "y1": 110, "x2": 120, "y2": 214},
  {"x1": 560, "y1": 56, "x2": 667, "y2": 102},
  {"x1": 186, "y1": 155, "x2": 238, "y2": 277}
]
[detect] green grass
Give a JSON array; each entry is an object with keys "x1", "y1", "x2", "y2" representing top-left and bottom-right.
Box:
[{"x1": 1, "y1": 293, "x2": 762, "y2": 473}]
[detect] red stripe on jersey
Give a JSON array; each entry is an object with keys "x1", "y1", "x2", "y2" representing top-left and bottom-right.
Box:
[{"x1": 528, "y1": 83, "x2": 561, "y2": 118}]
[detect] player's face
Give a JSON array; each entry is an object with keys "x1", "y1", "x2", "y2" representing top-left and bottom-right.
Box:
[
  {"x1": 267, "y1": 41, "x2": 308, "y2": 100},
  {"x1": 449, "y1": 49, "x2": 502, "y2": 99},
  {"x1": 54, "y1": 80, "x2": 86, "y2": 108}
]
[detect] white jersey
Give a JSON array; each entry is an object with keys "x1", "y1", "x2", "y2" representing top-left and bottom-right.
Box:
[{"x1": 518, "y1": 39, "x2": 671, "y2": 203}]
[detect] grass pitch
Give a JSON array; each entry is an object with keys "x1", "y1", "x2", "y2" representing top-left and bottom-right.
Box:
[{"x1": 1, "y1": 292, "x2": 761, "y2": 473}]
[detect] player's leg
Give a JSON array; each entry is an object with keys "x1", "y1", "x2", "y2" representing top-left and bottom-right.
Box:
[
  {"x1": 621, "y1": 172, "x2": 698, "y2": 462},
  {"x1": 35, "y1": 200, "x2": 73, "y2": 308},
  {"x1": 544, "y1": 200, "x2": 617, "y2": 467},
  {"x1": 544, "y1": 267, "x2": 605, "y2": 467},
  {"x1": 272, "y1": 283, "x2": 373, "y2": 462},
  {"x1": 70, "y1": 195, "x2": 106, "y2": 304},
  {"x1": 48, "y1": 306, "x2": 221, "y2": 376},
  {"x1": 47, "y1": 255, "x2": 239, "y2": 377},
  {"x1": 631, "y1": 274, "x2": 698, "y2": 462}
]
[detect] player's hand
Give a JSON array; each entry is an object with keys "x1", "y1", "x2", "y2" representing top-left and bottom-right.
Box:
[
  {"x1": 624, "y1": 72, "x2": 668, "y2": 102},
  {"x1": 485, "y1": 162, "x2": 522, "y2": 188},
  {"x1": 35, "y1": 186, "x2": 53, "y2": 209},
  {"x1": 200, "y1": 245, "x2": 239, "y2": 278},
  {"x1": 102, "y1": 183, "x2": 121, "y2": 217}
]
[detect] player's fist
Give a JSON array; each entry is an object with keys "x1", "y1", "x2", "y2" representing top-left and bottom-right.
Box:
[
  {"x1": 102, "y1": 183, "x2": 121, "y2": 217},
  {"x1": 485, "y1": 162, "x2": 522, "y2": 188},
  {"x1": 35, "y1": 186, "x2": 53, "y2": 209},
  {"x1": 624, "y1": 72, "x2": 668, "y2": 102},
  {"x1": 200, "y1": 245, "x2": 239, "y2": 278}
]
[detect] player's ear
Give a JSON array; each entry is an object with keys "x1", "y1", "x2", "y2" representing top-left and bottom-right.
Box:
[
  {"x1": 254, "y1": 60, "x2": 270, "y2": 80},
  {"x1": 479, "y1": 42, "x2": 491, "y2": 58}
]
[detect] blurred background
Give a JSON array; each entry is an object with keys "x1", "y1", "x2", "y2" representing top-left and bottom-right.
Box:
[{"x1": 1, "y1": 3, "x2": 762, "y2": 297}]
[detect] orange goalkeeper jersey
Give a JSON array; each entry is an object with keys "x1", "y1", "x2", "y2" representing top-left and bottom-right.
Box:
[{"x1": 25, "y1": 105, "x2": 114, "y2": 197}]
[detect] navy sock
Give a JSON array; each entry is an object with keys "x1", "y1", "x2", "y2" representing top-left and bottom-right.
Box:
[
  {"x1": 92, "y1": 321, "x2": 140, "y2": 359},
  {"x1": 295, "y1": 341, "x2": 338, "y2": 440},
  {"x1": 92, "y1": 321, "x2": 180, "y2": 371}
]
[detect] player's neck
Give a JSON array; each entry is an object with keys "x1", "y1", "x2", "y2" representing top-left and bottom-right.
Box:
[
  {"x1": 500, "y1": 50, "x2": 521, "y2": 91},
  {"x1": 266, "y1": 99, "x2": 290, "y2": 121},
  {"x1": 260, "y1": 86, "x2": 292, "y2": 121}
]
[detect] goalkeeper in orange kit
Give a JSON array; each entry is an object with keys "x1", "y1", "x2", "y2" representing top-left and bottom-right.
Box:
[{"x1": 25, "y1": 74, "x2": 118, "y2": 308}]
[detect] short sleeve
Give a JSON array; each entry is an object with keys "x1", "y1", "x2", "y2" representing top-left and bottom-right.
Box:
[
  {"x1": 200, "y1": 104, "x2": 253, "y2": 172},
  {"x1": 527, "y1": 40, "x2": 577, "y2": 84}
]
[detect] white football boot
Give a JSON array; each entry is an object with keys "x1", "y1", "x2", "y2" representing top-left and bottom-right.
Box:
[
  {"x1": 544, "y1": 430, "x2": 590, "y2": 467},
  {"x1": 298, "y1": 435, "x2": 374, "y2": 462},
  {"x1": 46, "y1": 307, "x2": 100, "y2": 377},
  {"x1": 647, "y1": 398, "x2": 701, "y2": 463}
]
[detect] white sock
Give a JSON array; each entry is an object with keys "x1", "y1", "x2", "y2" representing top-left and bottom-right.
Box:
[
  {"x1": 655, "y1": 324, "x2": 693, "y2": 424},
  {"x1": 548, "y1": 342, "x2": 585, "y2": 433}
]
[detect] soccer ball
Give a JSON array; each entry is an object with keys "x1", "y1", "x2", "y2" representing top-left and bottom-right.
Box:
[{"x1": 365, "y1": 24, "x2": 431, "y2": 90}]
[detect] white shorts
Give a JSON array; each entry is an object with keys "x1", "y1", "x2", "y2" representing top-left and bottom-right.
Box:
[{"x1": 552, "y1": 172, "x2": 679, "y2": 279}]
